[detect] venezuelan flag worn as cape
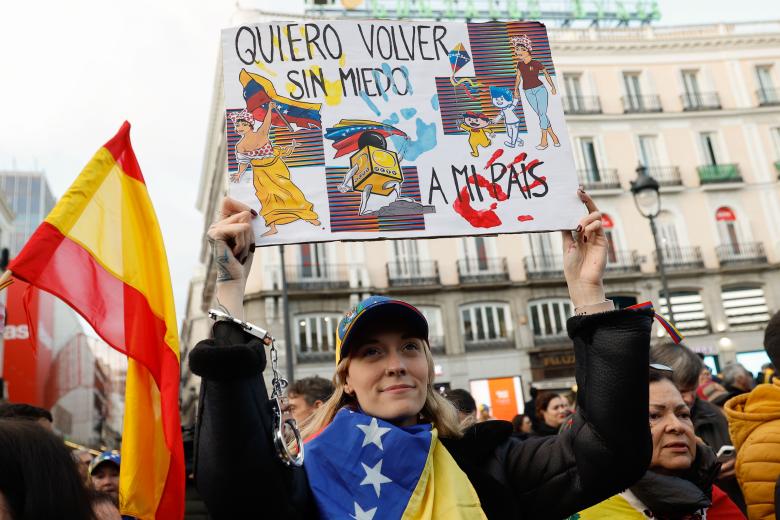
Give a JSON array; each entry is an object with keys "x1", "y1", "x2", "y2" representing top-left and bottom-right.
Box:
[{"x1": 304, "y1": 409, "x2": 486, "y2": 519}]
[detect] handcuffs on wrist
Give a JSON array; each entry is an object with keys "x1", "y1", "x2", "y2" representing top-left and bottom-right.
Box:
[{"x1": 208, "y1": 308, "x2": 304, "y2": 467}]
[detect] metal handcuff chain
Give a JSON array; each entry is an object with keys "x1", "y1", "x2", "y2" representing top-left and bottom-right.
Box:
[
  {"x1": 268, "y1": 337, "x2": 305, "y2": 467},
  {"x1": 208, "y1": 309, "x2": 304, "y2": 467}
]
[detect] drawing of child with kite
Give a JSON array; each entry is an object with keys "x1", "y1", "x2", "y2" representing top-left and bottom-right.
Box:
[{"x1": 230, "y1": 69, "x2": 323, "y2": 236}]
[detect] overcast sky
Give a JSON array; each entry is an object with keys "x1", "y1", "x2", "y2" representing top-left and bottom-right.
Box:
[{"x1": 0, "y1": 0, "x2": 776, "y2": 327}]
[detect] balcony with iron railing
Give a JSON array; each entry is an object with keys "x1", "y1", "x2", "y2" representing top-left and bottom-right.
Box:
[
  {"x1": 562, "y1": 95, "x2": 602, "y2": 114},
  {"x1": 697, "y1": 164, "x2": 742, "y2": 184},
  {"x1": 386, "y1": 260, "x2": 440, "y2": 287},
  {"x1": 716, "y1": 242, "x2": 768, "y2": 267},
  {"x1": 285, "y1": 263, "x2": 350, "y2": 291},
  {"x1": 577, "y1": 168, "x2": 621, "y2": 191},
  {"x1": 654, "y1": 246, "x2": 705, "y2": 271},
  {"x1": 605, "y1": 250, "x2": 642, "y2": 274},
  {"x1": 757, "y1": 88, "x2": 780, "y2": 106},
  {"x1": 645, "y1": 166, "x2": 682, "y2": 187},
  {"x1": 457, "y1": 258, "x2": 509, "y2": 285},
  {"x1": 681, "y1": 92, "x2": 721, "y2": 111},
  {"x1": 524, "y1": 254, "x2": 564, "y2": 280},
  {"x1": 622, "y1": 94, "x2": 663, "y2": 113}
]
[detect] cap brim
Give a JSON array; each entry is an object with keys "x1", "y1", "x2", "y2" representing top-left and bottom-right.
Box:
[{"x1": 339, "y1": 302, "x2": 428, "y2": 361}]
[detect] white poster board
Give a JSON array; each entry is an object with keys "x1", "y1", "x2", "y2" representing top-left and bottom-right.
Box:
[{"x1": 222, "y1": 20, "x2": 582, "y2": 245}]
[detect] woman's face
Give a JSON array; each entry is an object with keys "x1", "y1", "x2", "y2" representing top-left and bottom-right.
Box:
[
  {"x1": 515, "y1": 45, "x2": 531, "y2": 61},
  {"x1": 235, "y1": 120, "x2": 252, "y2": 135},
  {"x1": 521, "y1": 415, "x2": 533, "y2": 433},
  {"x1": 649, "y1": 379, "x2": 697, "y2": 473},
  {"x1": 542, "y1": 396, "x2": 569, "y2": 428},
  {"x1": 345, "y1": 331, "x2": 429, "y2": 427}
]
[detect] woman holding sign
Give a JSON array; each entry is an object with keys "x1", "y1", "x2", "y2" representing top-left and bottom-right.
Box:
[
  {"x1": 190, "y1": 191, "x2": 654, "y2": 519},
  {"x1": 230, "y1": 103, "x2": 320, "y2": 237}
]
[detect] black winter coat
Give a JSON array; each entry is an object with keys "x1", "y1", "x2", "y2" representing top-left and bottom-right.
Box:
[{"x1": 189, "y1": 308, "x2": 654, "y2": 520}]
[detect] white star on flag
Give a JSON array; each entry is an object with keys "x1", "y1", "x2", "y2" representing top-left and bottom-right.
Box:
[
  {"x1": 357, "y1": 418, "x2": 391, "y2": 450},
  {"x1": 350, "y1": 502, "x2": 377, "y2": 520},
  {"x1": 360, "y1": 459, "x2": 392, "y2": 497}
]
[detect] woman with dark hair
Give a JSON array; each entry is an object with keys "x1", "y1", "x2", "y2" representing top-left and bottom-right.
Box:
[
  {"x1": 190, "y1": 191, "x2": 657, "y2": 519},
  {"x1": 570, "y1": 369, "x2": 745, "y2": 519},
  {"x1": 0, "y1": 419, "x2": 95, "y2": 520},
  {"x1": 532, "y1": 392, "x2": 569, "y2": 437}
]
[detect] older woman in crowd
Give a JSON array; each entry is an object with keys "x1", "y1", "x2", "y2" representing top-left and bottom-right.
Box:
[{"x1": 571, "y1": 368, "x2": 745, "y2": 519}]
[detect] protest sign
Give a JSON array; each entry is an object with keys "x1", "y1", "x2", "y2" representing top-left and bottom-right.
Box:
[{"x1": 221, "y1": 20, "x2": 583, "y2": 245}]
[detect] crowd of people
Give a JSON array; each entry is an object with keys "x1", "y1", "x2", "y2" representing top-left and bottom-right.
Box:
[{"x1": 1, "y1": 191, "x2": 778, "y2": 520}]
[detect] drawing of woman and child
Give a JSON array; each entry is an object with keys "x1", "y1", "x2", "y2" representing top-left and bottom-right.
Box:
[{"x1": 229, "y1": 104, "x2": 320, "y2": 237}]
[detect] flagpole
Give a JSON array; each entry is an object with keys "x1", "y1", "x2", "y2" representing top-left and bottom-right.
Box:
[
  {"x1": 271, "y1": 104, "x2": 294, "y2": 133},
  {"x1": 279, "y1": 245, "x2": 294, "y2": 382}
]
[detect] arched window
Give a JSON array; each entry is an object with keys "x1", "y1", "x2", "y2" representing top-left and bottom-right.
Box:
[
  {"x1": 460, "y1": 302, "x2": 512, "y2": 345},
  {"x1": 528, "y1": 298, "x2": 572, "y2": 339}
]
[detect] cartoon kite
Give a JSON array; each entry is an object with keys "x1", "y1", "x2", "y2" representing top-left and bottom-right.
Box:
[
  {"x1": 324, "y1": 119, "x2": 409, "y2": 158},
  {"x1": 448, "y1": 43, "x2": 481, "y2": 101}
]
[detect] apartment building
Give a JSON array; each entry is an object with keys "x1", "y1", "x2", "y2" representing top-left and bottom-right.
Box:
[{"x1": 180, "y1": 17, "x2": 780, "y2": 419}]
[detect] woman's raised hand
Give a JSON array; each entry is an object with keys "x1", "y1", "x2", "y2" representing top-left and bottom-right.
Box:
[
  {"x1": 207, "y1": 197, "x2": 257, "y2": 318},
  {"x1": 561, "y1": 189, "x2": 608, "y2": 309}
]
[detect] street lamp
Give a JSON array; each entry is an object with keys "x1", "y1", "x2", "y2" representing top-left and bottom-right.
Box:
[{"x1": 630, "y1": 165, "x2": 676, "y2": 325}]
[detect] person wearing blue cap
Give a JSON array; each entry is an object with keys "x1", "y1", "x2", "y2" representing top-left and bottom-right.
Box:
[
  {"x1": 90, "y1": 451, "x2": 120, "y2": 507},
  {"x1": 190, "y1": 191, "x2": 655, "y2": 519}
]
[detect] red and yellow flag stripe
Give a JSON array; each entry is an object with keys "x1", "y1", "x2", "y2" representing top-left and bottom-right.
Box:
[{"x1": 8, "y1": 122, "x2": 183, "y2": 519}]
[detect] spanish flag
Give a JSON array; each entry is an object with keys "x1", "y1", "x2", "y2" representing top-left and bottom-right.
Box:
[{"x1": 7, "y1": 123, "x2": 184, "y2": 519}]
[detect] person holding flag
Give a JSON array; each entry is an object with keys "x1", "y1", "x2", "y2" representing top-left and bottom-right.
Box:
[{"x1": 190, "y1": 189, "x2": 657, "y2": 519}]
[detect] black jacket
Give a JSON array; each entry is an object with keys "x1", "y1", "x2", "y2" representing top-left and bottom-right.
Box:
[
  {"x1": 627, "y1": 444, "x2": 720, "y2": 519},
  {"x1": 189, "y1": 308, "x2": 654, "y2": 519}
]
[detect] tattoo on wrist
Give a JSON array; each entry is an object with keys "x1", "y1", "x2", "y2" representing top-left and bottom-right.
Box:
[{"x1": 214, "y1": 242, "x2": 234, "y2": 282}]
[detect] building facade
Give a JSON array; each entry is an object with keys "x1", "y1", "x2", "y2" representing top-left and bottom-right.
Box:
[
  {"x1": 0, "y1": 170, "x2": 56, "y2": 255},
  {"x1": 181, "y1": 14, "x2": 780, "y2": 421}
]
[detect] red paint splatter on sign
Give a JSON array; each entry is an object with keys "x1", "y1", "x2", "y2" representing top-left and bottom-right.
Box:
[
  {"x1": 452, "y1": 174, "x2": 508, "y2": 228},
  {"x1": 484, "y1": 149, "x2": 504, "y2": 170},
  {"x1": 517, "y1": 215, "x2": 534, "y2": 222}
]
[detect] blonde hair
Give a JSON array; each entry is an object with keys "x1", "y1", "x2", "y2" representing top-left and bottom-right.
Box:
[{"x1": 300, "y1": 341, "x2": 463, "y2": 439}]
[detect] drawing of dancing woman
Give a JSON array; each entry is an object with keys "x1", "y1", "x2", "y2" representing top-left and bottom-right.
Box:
[
  {"x1": 512, "y1": 35, "x2": 560, "y2": 150},
  {"x1": 230, "y1": 103, "x2": 320, "y2": 237}
]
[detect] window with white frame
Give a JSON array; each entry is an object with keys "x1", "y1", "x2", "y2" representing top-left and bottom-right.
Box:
[
  {"x1": 756, "y1": 65, "x2": 775, "y2": 91},
  {"x1": 529, "y1": 299, "x2": 572, "y2": 339},
  {"x1": 721, "y1": 286, "x2": 770, "y2": 331},
  {"x1": 460, "y1": 302, "x2": 512, "y2": 343},
  {"x1": 659, "y1": 291, "x2": 710, "y2": 335},
  {"x1": 771, "y1": 127, "x2": 780, "y2": 159},
  {"x1": 638, "y1": 135, "x2": 661, "y2": 168},
  {"x1": 460, "y1": 236, "x2": 498, "y2": 273},
  {"x1": 417, "y1": 305, "x2": 444, "y2": 347},
  {"x1": 699, "y1": 132, "x2": 721, "y2": 166},
  {"x1": 296, "y1": 313, "x2": 341, "y2": 354},
  {"x1": 299, "y1": 243, "x2": 328, "y2": 279},
  {"x1": 576, "y1": 137, "x2": 601, "y2": 180}
]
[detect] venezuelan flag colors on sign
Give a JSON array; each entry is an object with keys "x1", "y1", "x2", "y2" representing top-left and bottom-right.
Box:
[{"x1": 8, "y1": 122, "x2": 184, "y2": 520}]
